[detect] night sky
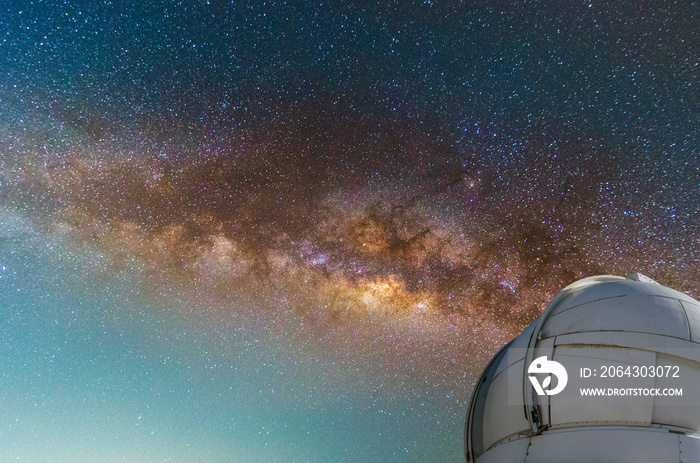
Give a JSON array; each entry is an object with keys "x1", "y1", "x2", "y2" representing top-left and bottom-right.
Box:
[{"x1": 1, "y1": 1, "x2": 698, "y2": 461}]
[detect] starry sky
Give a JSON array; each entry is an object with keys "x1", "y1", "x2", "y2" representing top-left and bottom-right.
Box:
[{"x1": 0, "y1": 1, "x2": 698, "y2": 462}]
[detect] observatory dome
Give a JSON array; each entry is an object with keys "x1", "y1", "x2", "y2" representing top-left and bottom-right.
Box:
[{"x1": 465, "y1": 273, "x2": 700, "y2": 463}]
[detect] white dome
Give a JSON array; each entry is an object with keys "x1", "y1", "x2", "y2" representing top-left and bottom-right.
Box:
[{"x1": 465, "y1": 273, "x2": 700, "y2": 463}]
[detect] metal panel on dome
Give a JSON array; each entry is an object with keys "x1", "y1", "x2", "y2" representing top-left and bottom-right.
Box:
[
  {"x1": 492, "y1": 322, "x2": 536, "y2": 378},
  {"x1": 554, "y1": 330, "x2": 698, "y2": 352},
  {"x1": 533, "y1": 336, "x2": 555, "y2": 362},
  {"x1": 474, "y1": 437, "x2": 528, "y2": 463},
  {"x1": 549, "y1": 346, "x2": 655, "y2": 427},
  {"x1": 549, "y1": 279, "x2": 696, "y2": 315},
  {"x1": 467, "y1": 343, "x2": 512, "y2": 459},
  {"x1": 652, "y1": 353, "x2": 700, "y2": 431},
  {"x1": 540, "y1": 295, "x2": 690, "y2": 340},
  {"x1": 680, "y1": 434, "x2": 700, "y2": 463},
  {"x1": 680, "y1": 301, "x2": 700, "y2": 344},
  {"x1": 482, "y1": 360, "x2": 531, "y2": 451},
  {"x1": 524, "y1": 427, "x2": 680, "y2": 463}
]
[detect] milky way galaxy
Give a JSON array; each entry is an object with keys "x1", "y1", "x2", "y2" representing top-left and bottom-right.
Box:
[{"x1": 0, "y1": 1, "x2": 698, "y2": 462}]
